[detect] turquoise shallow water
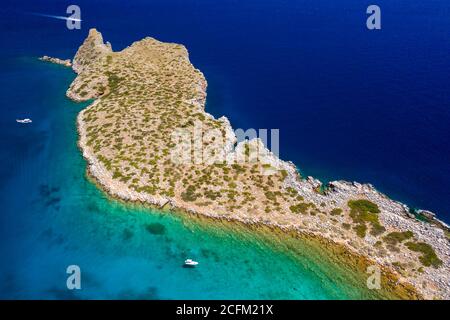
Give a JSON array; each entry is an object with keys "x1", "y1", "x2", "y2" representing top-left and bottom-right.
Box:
[{"x1": 0, "y1": 58, "x2": 390, "y2": 300}]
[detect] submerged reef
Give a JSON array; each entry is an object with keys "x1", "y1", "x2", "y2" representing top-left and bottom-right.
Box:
[{"x1": 44, "y1": 29, "x2": 450, "y2": 299}]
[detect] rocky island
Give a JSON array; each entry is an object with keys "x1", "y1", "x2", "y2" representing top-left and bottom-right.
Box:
[
  {"x1": 48, "y1": 29, "x2": 449, "y2": 299},
  {"x1": 39, "y1": 55, "x2": 72, "y2": 67}
]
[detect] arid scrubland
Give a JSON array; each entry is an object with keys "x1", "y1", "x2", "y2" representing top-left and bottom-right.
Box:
[{"x1": 49, "y1": 29, "x2": 450, "y2": 299}]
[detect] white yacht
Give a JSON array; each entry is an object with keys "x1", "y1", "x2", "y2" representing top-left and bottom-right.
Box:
[
  {"x1": 16, "y1": 118, "x2": 32, "y2": 124},
  {"x1": 184, "y1": 259, "x2": 199, "y2": 267}
]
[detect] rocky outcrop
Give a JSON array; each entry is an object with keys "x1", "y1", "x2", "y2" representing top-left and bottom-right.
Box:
[
  {"x1": 66, "y1": 29, "x2": 111, "y2": 102},
  {"x1": 72, "y1": 28, "x2": 112, "y2": 74}
]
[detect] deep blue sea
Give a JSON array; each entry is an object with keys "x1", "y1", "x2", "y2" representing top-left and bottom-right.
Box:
[{"x1": 0, "y1": 0, "x2": 449, "y2": 299}]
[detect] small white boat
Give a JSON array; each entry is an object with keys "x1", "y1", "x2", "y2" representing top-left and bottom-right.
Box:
[
  {"x1": 184, "y1": 259, "x2": 199, "y2": 267},
  {"x1": 16, "y1": 118, "x2": 32, "y2": 124}
]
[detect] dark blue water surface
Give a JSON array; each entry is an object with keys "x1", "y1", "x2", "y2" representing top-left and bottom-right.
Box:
[{"x1": 0, "y1": 0, "x2": 449, "y2": 299}]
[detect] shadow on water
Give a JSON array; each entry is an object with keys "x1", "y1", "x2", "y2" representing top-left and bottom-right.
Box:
[
  {"x1": 38, "y1": 184, "x2": 61, "y2": 209},
  {"x1": 122, "y1": 228, "x2": 134, "y2": 241},
  {"x1": 39, "y1": 228, "x2": 66, "y2": 248}
]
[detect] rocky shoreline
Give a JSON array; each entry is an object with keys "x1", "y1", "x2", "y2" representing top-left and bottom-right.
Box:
[{"x1": 45, "y1": 28, "x2": 450, "y2": 299}]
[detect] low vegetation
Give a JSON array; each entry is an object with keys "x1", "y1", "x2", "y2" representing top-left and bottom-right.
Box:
[
  {"x1": 289, "y1": 202, "x2": 313, "y2": 214},
  {"x1": 330, "y1": 208, "x2": 342, "y2": 216}
]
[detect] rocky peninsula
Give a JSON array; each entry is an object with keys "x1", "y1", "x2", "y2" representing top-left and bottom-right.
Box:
[
  {"x1": 47, "y1": 29, "x2": 450, "y2": 299},
  {"x1": 39, "y1": 55, "x2": 72, "y2": 67}
]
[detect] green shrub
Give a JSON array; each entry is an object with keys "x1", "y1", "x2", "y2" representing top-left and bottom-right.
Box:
[
  {"x1": 330, "y1": 208, "x2": 342, "y2": 216},
  {"x1": 370, "y1": 224, "x2": 386, "y2": 236},
  {"x1": 405, "y1": 241, "x2": 442, "y2": 268},
  {"x1": 348, "y1": 199, "x2": 380, "y2": 214},
  {"x1": 289, "y1": 203, "x2": 312, "y2": 214},
  {"x1": 354, "y1": 224, "x2": 367, "y2": 238},
  {"x1": 181, "y1": 185, "x2": 198, "y2": 202},
  {"x1": 265, "y1": 191, "x2": 277, "y2": 201},
  {"x1": 204, "y1": 189, "x2": 221, "y2": 200},
  {"x1": 244, "y1": 143, "x2": 250, "y2": 157}
]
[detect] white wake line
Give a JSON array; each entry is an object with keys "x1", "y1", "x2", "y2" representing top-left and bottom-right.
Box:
[{"x1": 28, "y1": 12, "x2": 82, "y2": 22}]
